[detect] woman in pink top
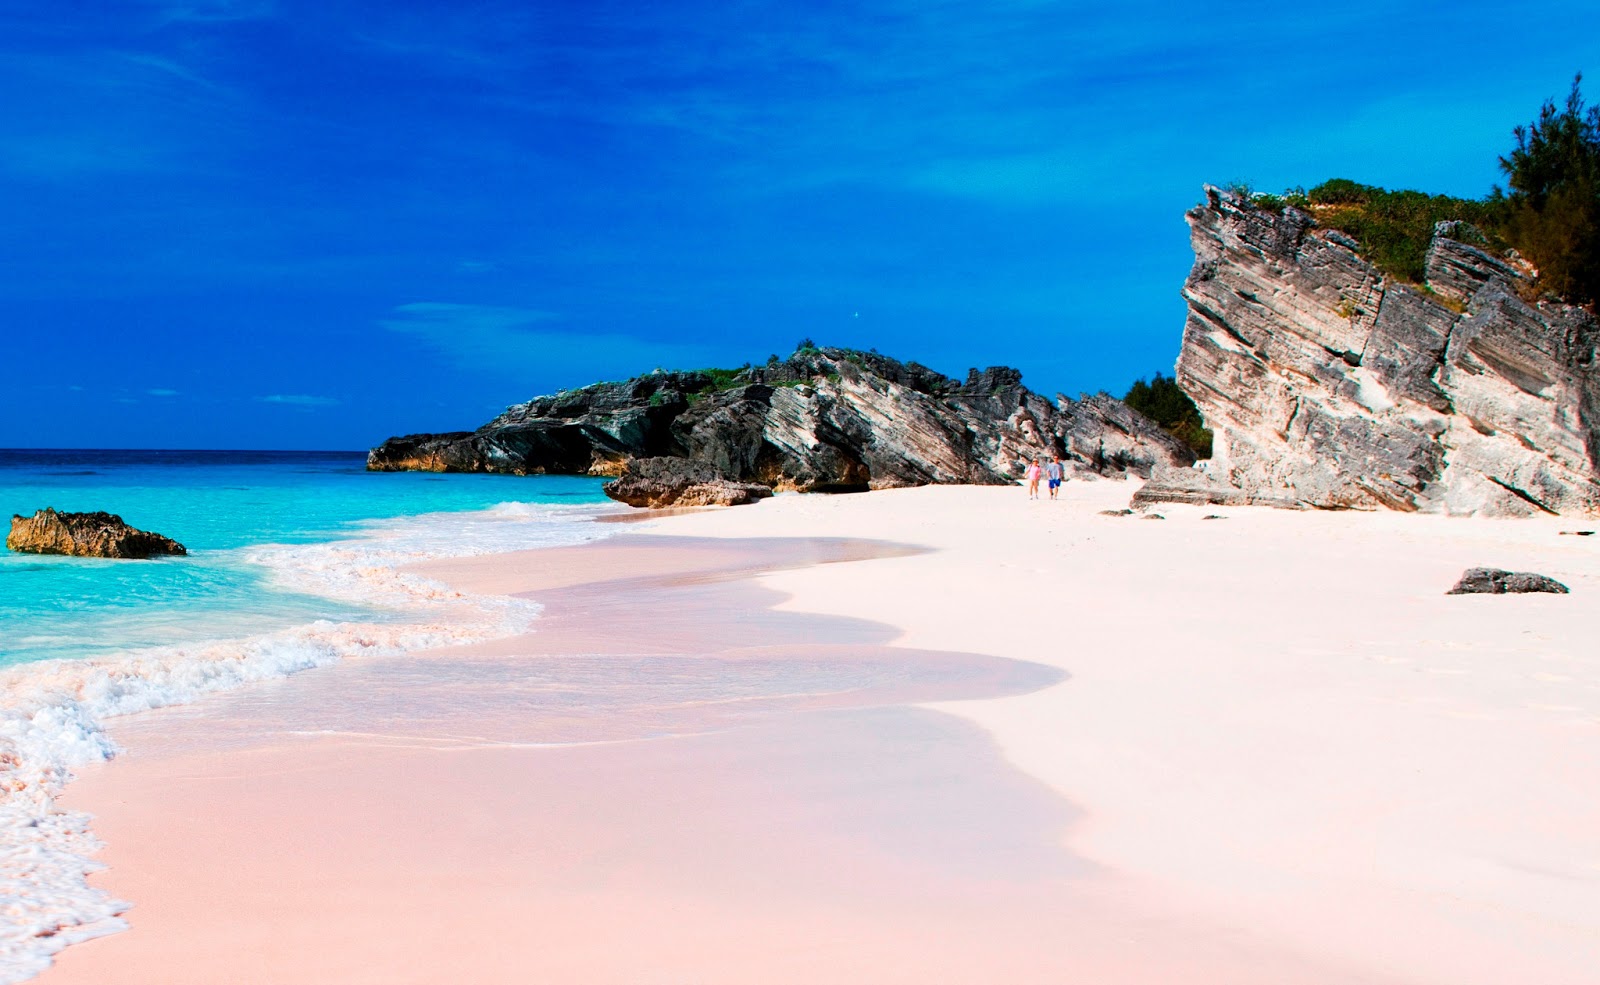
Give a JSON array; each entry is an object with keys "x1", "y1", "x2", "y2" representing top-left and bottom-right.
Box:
[{"x1": 1025, "y1": 459, "x2": 1042, "y2": 499}]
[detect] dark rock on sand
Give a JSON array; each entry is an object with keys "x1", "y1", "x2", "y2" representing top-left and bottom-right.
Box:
[
  {"x1": 602, "y1": 458, "x2": 775, "y2": 509},
  {"x1": 1446, "y1": 567, "x2": 1569, "y2": 595},
  {"x1": 7, "y1": 509, "x2": 187, "y2": 559}
]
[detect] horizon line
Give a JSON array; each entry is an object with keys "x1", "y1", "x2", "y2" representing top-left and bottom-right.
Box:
[{"x1": 0, "y1": 447, "x2": 368, "y2": 455}]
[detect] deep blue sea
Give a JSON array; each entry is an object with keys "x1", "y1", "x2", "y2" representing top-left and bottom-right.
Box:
[{"x1": 0, "y1": 449, "x2": 612, "y2": 669}]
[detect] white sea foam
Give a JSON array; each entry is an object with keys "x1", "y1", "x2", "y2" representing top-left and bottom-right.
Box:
[{"x1": 0, "y1": 500, "x2": 615, "y2": 983}]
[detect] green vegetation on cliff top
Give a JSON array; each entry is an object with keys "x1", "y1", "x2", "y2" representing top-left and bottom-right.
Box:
[
  {"x1": 1240, "y1": 75, "x2": 1600, "y2": 305},
  {"x1": 1250, "y1": 180, "x2": 1504, "y2": 286}
]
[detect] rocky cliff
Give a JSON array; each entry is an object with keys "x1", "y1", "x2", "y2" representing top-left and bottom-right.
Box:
[
  {"x1": 1137, "y1": 186, "x2": 1600, "y2": 515},
  {"x1": 369, "y1": 348, "x2": 1195, "y2": 493}
]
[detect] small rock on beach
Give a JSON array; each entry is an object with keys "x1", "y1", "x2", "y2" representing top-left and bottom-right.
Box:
[{"x1": 1447, "y1": 567, "x2": 1569, "y2": 595}]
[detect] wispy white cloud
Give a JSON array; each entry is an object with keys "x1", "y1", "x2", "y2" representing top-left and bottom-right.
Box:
[
  {"x1": 353, "y1": 31, "x2": 507, "y2": 75},
  {"x1": 907, "y1": 151, "x2": 1092, "y2": 205},
  {"x1": 0, "y1": 49, "x2": 241, "y2": 179},
  {"x1": 149, "y1": 0, "x2": 276, "y2": 23},
  {"x1": 381, "y1": 302, "x2": 717, "y2": 378},
  {"x1": 383, "y1": 300, "x2": 557, "y2": 340},
  {"x1": 116, "y1": 52, "x2": 229, "y2": 93},
  {"x1": 0, "y1": 131, "x2": 162, "y2": 178},
  {"x1": 259, "y1": 393, "x2": 339, "y2": 407}
]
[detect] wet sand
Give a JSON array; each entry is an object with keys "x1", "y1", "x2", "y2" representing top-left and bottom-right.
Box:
[
  {"x1": 39, "y1": 482, "x2": 1600, "y2": 983},
  {"x1": 43, "y1": 531, "x2": 1395, "y2": 984}
]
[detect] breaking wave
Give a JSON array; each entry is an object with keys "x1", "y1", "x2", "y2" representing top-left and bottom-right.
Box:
[{"x1": 0, "y1": 501, "x2": 615, "y2": 982}]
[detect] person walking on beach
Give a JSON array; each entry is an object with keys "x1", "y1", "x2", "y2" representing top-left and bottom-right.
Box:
[
  {"x1": 1046, "y1": 455, "x2": 1064, "y2": 500},
  {"x1": 1025, "y1": 458, "x2": 1042, "y2": 499}
]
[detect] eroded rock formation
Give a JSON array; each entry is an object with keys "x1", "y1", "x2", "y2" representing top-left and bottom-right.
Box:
[
  {"x1": 602, "y1": 458, "x2": 775, "y2": 508},
  {"x1": 370, "y1": 349, "x2": 1194, "y2": 496},
  {"x1": 8, "y1": 509, "x2": 187, "y2": 559},
  {"x1": 1137, "y1": 187, "x2": 1600, "y2": 516},
  {"x1": 1447, "y1": 567, "x2": 1569, "y2": 594}
]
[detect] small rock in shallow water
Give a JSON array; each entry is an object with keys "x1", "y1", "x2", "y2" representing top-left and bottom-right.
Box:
[
  {"x1": 7, "y1": 508, "x2": 186, "y2": 559},
  {"x1": 1558, "y1": 530, "x2": 1595, "y2": 536},
  {"x1": 1202, "y1": 514, "x2": 1227, "y2": 520},
  {"x1": 1447, "y1": 567, "x2": 1569, "y2": 595},
  {"x1": 1099, "y1": 509, "x2": 1134, "y2": 517},
  {"x1": 1141, "y1": 514, "x2": 1165, "y2": 520}
]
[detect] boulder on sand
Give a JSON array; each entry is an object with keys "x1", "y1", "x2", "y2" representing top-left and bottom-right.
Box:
[
  {"x1": 7, "y1": 508, "x2": 187, "y2": 559},
  {"x1": 1446, "y1": 567, "x2": 1569, "y2": 595},
  {"x1": 602, "y1": 457, "x2": 774, "y2": 509}
]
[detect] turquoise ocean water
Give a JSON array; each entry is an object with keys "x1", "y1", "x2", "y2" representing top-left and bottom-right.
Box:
[
  {"x1": 0, "y1": 449, "x2": 611, "y2": 669},
  {"x1": 0, "y1": 449, "x2": 616, "y2": 977}
]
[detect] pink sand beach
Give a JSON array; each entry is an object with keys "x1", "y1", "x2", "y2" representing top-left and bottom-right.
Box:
[{"x1": 36, "y1": 482, "x2": 1600, "y2": 984}]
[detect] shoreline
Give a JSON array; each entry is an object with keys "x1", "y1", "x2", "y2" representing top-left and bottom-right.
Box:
[
  {"x1": 26, "y1": 480, "x2": 1600, "y2": 982},
  {"x1": 0, "y1": 494, "x2": 622, "y2": 981},
  {"x1": 34, "y1": 532, "x2": 1219, "y2": 984}
]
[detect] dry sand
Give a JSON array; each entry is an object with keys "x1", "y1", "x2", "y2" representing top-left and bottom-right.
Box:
[{"x1": 40, "y1": 480, "x2": 1600, "y2": 984}]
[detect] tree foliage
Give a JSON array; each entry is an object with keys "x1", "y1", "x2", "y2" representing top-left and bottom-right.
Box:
[
  {"x1": 1498, "y1": 75, "x2": 1600, "y2": 304},
  {"x1": 1124, "y1": 372, "x2": 1212, "y2": 459}
]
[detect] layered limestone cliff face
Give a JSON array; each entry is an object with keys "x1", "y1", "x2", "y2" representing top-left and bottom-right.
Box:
[
  {"x1": 369, "y1": 349, "x2": 1195, "y2": 494},
  {"x1": 1138, "y1": 186, "x2": 1600, "y2": 516}
]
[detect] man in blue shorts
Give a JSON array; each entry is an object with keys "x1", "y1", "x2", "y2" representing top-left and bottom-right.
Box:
[{"x1": 1046, "y1": 455, "x2": 1064, "y2": 500}]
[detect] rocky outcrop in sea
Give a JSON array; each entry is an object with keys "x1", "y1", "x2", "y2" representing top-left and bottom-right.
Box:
[
  {"x1": 1137, "y1": 186, "x2": 1600, "y2": 516},
  {"x1": 369, "y1": 348, "x2": 1195, "y2": 497},
  {"x1": 8, "y1": 509, "x2": 187, "y2": 559}
]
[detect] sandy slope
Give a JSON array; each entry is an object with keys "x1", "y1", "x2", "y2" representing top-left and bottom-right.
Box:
[{"x1": 39, "y1": 478, "x2": 1600, "y2": 984}]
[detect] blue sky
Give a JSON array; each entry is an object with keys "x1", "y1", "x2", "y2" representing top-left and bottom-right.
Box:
[{"x1": 4, "y1": 0, "x2": 1597, "y2": 449}]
